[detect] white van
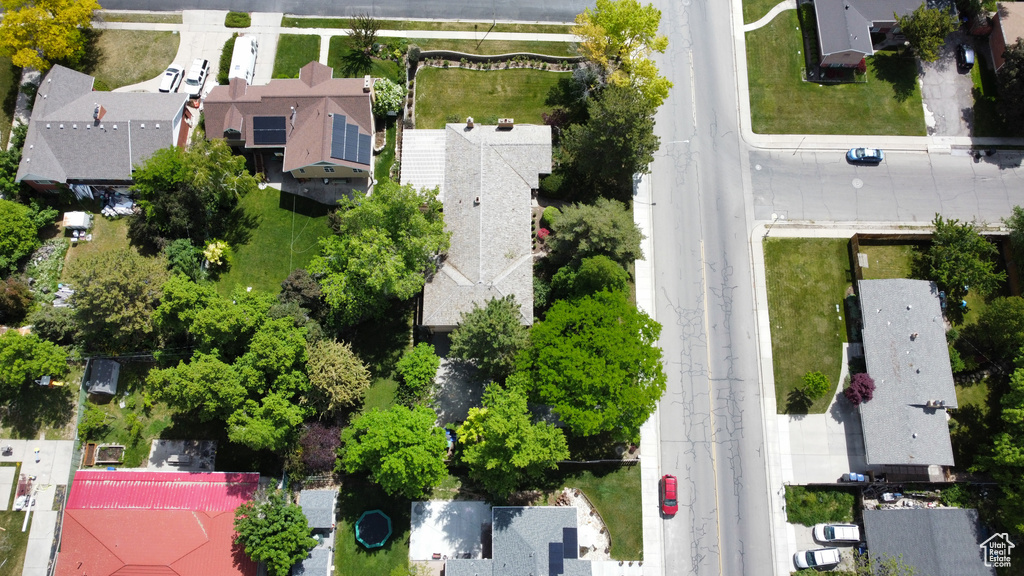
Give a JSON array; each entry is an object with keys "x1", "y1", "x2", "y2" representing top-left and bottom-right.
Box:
[{"x1": 229, "y1": 35, "x2": 258, "y2": 84}]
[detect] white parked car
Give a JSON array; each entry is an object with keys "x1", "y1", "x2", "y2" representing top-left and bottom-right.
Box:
[
  {"x1": 813, "y1": 523, "x2": 861, "y2": 544},
  {"x1": 794, "y1": 547, "x2": 841, "y2": 569},
  {"x1": 158, "y1": 63, "x2": 183, "y2": 93},
  {"x1": 183, "y1": 58, "x2": 209, "y2": 98}
]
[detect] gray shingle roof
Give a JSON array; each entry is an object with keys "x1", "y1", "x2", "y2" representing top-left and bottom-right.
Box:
[
  {"x1": 816, "y1": 0, "x2": 920, "y2": 57},
  {"x1": 863, "y1": 509, "x2": 995, "y2": 576},
  {"x1": 420, "y1": 124, "x2": 551, "y2": 329},
  {"x1": 16, "y1": 66, "x2": 187, "y2": 184},
  {"x1": 299, "y1": 490, "x2": 336, "y2": 529},
  {"x1": 858, "y1": 279, "x2": 958, "y2": 467},
  {"x1": 86, "y1": 359, "x2": 121, "y2": 395},
  {"x1": 291, "y1": 546, "x2": 331, "y2": 576}
]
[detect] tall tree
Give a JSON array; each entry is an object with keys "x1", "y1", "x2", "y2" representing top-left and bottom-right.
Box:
[
  {"x1": 550, "y1": 255, "x2": 630, "y2": 301},
  {"x1": 547, "y1": 198, "x2": 645, "y2": 270},
  {"x1": 449, "y1": 295, "x2": 530, "y2": 382},
  {"x1": 0, "y1": 330, "x2": 67, "y2": 401},
  {"x1": 515, "y1": 290, "x2": 666, "y2": 439},
  {"x1": 959, "y1": 296, "x2": 1024, "y2": 362},
  {"x1": 560, "y1": 85, "x2": 660, "y2": 200},
  {"x1": 0, "y1": 0, "x2": 99, "y2": 70},
  {"x1": 348, "y1": 13, "x2": 381, "y2": 54},
  {"x1": 234, "y1": 490, "x2": 318, "y2": 576},
  {"x1": 896, "y1": 4, "x2": 958, "y2": 63},
  {"x1": 189, "y1": 287, "x2": 275, "y2": 359},
  {"x1": 998, "y1": 41, "x2": 1024, "y2": 137},
  {"x1": 456, "y1": 384, "x2": 569, "y2": 498},
  {"x1": 983, "y1": 362, "x2": 1024, "y2": 534},
  {"x1": 395, "y1": 342, "x2": 441, "y2": 401},
  {"x1": 309, "y1": 181, "x2": 450, "y2": 325},
  {"x1": 148, "y1": 351, "x2": 247, "y2": 422},
  {"x1": 153, "y1": 274, "x2": 219, "y2": 343},
  {"x1": 304, "y1": 339, "x2": 371, "y2": 415},
  {"x1": 66, "y1": 249, "x2": 170, "y2": 353},
  {"x1": 572, "y1": 0, "x2": 672, "y2": 108},
  {"x1": 0, "y1": 199, "x2": 40, "y2": 275},
  {"x1": 228, "y1": 393, "x2": 308, "y2": 452},
  {"x1": 339, "y1": 405, "x2": 448, "y2": 498},
  {"x1": 925, "y1": 214, "x2": 1005, "y2": 308}
]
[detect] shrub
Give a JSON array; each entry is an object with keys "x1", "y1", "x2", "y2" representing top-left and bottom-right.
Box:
[
  {"x1": 939, "y1": 483, "x2": 971, "y2": 507},
  {"x1": 218, "y1": 34, "x2": 239, "y2": 85},
  {"x1": 843, "y1": 372, "x2": 876, "y2": 406},
  {"x1": 539, "y1": 173, "x2": 564, "y2": 197},
  {"x1": 537, "y1": 228, "x2": 550, "y2": 240},
  {"x1": 225, "y1": 11, "x2": 251, "y2": 28},
  {"x1": 534, "y1": 276, "x2": 551, "y2": 311},
  {"x1": 0, "y1": 277, "x2": 32, "y2": 325},
  {"x1": 396, "y1": 343, "x2": 440, "y2": 399},
  {"x1": 785, "y1": 486, "x2": 855, "y2": 526},
  {"x1": 79, "y1": 403, "x2": 108, "y2": 442},
  {"x1": 290, "y1": 422, "x2": 340, "y2": 476},
  {"x1": 408, "y1": 44, "x2": 421, "y2": 64},
  {"x1": 541, "y1": 206, "x2": 561, "y2": 228},
  {"x1": 802, "y1": 371, "x2": 832, "y2": 400},
  {"x1": 372, "y1": 78, "x2": 404, "y2": 117},
  {"x1": 202, "y1": 240, "x2": 232, "y2": 268},
  {"x1": 26, "y1": 306, "x2": 77, "y2": 345}
]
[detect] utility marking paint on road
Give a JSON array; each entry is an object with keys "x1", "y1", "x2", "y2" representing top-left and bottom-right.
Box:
[{"x1": 699, "y1": 237, "x2": 726, "y2": 576}]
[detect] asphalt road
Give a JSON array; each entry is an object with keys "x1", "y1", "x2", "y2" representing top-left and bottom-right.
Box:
[
  {"x1": 751, "y1": 149, "x2": 1024, "y2": 223},
  {"x1": 98, "y1": 0, "x2": 587, "y2": 21},
  {"x1": 651, "y1": 0, "x2": 773, "y2": 574}
]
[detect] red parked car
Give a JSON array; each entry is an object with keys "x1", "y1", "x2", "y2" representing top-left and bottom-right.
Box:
[{"x1": 660, "y1": 474, "x2": 678, "y2": 516}]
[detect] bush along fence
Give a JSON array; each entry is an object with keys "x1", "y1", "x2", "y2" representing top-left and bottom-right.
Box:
[{"x1": 418, "y1": 51, "x2": 585, "y2": 72}]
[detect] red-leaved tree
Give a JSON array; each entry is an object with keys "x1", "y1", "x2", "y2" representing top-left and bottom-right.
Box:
[{"x1": 844, "y1": 373, "x2": 876, "y2": 406}]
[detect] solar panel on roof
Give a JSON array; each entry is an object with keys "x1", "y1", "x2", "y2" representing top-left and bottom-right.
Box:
[
  {"x1": 252, "y1": 116, "x2": 286, "y2": 145},
  {"x1": 344, "y1": 124, "x2": 359, "y2": 161},
  {"x1": 357, "y1": 134, "x2": 371, "y2": 165},
  {"x1": 330, "y1": 115, "x2": 347, "y2": 160},
  {"x1": 549, "y1": 542, "x2": 564, "y2": 575},
  {"x1": 562, "y1": 528, "x2": 578, "y2": 558}
]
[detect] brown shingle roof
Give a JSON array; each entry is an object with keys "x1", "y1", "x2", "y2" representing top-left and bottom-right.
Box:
[{"x1": 204, "y1": 62, "x2": 372, "y2": 171}]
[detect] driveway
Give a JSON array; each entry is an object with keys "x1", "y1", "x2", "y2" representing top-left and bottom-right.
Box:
[
  {"x1": 918, "y1": 33, "x2": 975, "y2": 137},
  {"x1": 788, "y1": 523, "x2": 858, "y2": 572}
]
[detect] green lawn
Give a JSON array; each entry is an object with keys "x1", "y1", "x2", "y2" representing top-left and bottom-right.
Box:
[
  {"x1": 415, "y1": 67, "x2": 568, "y2": 129},
  {"x1": 785, "y1": 486, "x2": 855, "y2": 526},
  {"x1": 951, "y1": 379, "x2": 994, "y2": 470},
  {"x1": 559, "y1": 465, "x2": 642, "y2": 559},
  {"x1": 764, "y1": 238, "x2": 851, "y2": 414},
  {"x1": 215, "y1": 188, "x2": 333, "y2": 296},
  {"x1": 335, "y1": 481, "x2": 411, "y2": 576},
  {"x1": 0, "y1": 511, "x2": 31, "y2": 576},
  {"x1": 61, "y1": 214, "x2": 129, "y2": 282},
  {"x1": 743, "y1": 0, "x2": 787, "y2": 24},
  {"x1": 327, "y1": 37, "x2": 404, "y2": 84},
  {"x1": 746, "y1": 11, "x2": 925, "y2": 135},
  {"x1": 375, "y1": 118, "x2": 397, "y2": 184},
  {"x1": 0, "y1": 56, "x2": 20, "y2": 149},
  {"x1": 97, "y1": 12, "x2": 182, "y2": 23},
  {"x1": 282, "y1": 17, "x2": 572, "y2": 34},
  {"x1": 859, "y1": 243, "x2": 919, "y2": 280},
  {"x1": 273, "y1": 34, "x2": 320, "y2": 78},
  {"x1": 88, "y1": 30, "x2": 180, "y2": 90},
  {"x1": 411, "y1": 38, "x2": 577, "y2": 57}
]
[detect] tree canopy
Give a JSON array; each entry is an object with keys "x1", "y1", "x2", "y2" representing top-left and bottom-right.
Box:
[
  {"x1": 309, "y1": 181, "x2": 450, "y2": 325},
  {"x1": 515, "y1": 290, "x2": 666, "y2": 439},
  {"x1": 983, "y1": 359, "x2": 1024, "y2": 534},
  {"x1": 897, "y1": 4, "x2": 958, "y2": 62},
  {"x1": 339, "y1": 404, "x2": 449, "y2": 498},
  {"x1": 0, "y1": 0, "x2": 99, "y2": 70},
  {"x1": 67, "y1": 249, "x2": 170, "y2": 353},
  {"x1": 395, "y1": 342, "x2": 441, "y2": 401},
  {"x1": 456, "y1": 384, "x2": 569, "y2": 498},
  {"x1": 572, "y1": 0, "x2": 672, "y2": 108},
  {"x1": 234, "y1": 490, "x2": 318, "y2": 576},
  {"x1": 924, "y1": 214, "x2": 1005, "y2": 309},
  {"x1": 304, "y1": 339, "x2": 371, "y2": 414},
  {"x1": 959, "y1": 296, "x2": 1024, "y2": 362},
  {"x1": 148, "y1": 351, "x2": 246, "y2": 422},
  {"x1": 0, "y1": 330, "x2": 67, "y2": 400},
  {"x1": 548, "y1": 198, "x2": 644, "y2": 270},
  {"x1": 550, "y1": 255, "x2": 630, "y2": 301},
  {"x1": 449, "y1": 295, "x2": 530, "y2": 382},
  {"x1": 560, "y1": 84, "x2": 660, "y2": 200},
  {"x1": 0, "y1": 199, "x2": 41, "y2": 275},
  {"x1": 998, "y1": 39, "x2": 1024, "y2": 127}
]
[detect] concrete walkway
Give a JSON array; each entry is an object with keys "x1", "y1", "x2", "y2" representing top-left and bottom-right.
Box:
[{"x1": 742, "y1": 0, "x2": 796, "y2": 32}]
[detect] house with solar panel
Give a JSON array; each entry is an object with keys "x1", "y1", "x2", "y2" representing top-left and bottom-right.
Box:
[{"x1": 204, "y1": 61, "x2": 375, "y2": 198}]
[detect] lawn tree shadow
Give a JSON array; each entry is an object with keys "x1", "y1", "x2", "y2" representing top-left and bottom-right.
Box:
[
  {"x1": 949, "y1": 404, "x2": 989, "y2": 470},
  {"x1": 0, "y1": 384, "x2": 76, "y2": 439},
  {"x1": 786, "y1": 388, "x2": 813, "y2": 417},
  {"x1": 337, "y1": 477, "x2": 411, "y2": 554},
  {"x1": 869, "y1": 53, "x2": 918, "y2": 103},
  {"x1": 338, "y1": 49, "x2": 373, "y2": 78},
  {"x1": 339, "y1": 300, "x2": 415, "y2": 379},
  {"x1": 220, "y1": 204, "x2": 260, "y2": 248},
  {"x1": 58, "y1": 28, "x2": 103, "y2": 76},
  {"x1": 159, "y1": 414, "x2": 283, "y2": 475}
]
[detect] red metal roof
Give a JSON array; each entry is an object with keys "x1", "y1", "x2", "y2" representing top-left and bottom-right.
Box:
[{"x1": 66, "y1": 470, "x2": 259, "y2": 511}]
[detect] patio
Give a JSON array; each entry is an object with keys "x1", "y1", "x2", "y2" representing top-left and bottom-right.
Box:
[{"x1": 255, "y1": 152, "x2": 369, "y2": 206}]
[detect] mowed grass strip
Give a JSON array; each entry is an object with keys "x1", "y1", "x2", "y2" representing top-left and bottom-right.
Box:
[
  {"x1": 411, "y1": 38, "x2": 577, "y2": 57},
  {"x1": 746, "y1": 11, "x2": 925, "y2": 135},
  {"x1": 764, "y1": 238, "x2": 851, "y2": 414},
  {"x1": 216, "y1": 188, "x2": 333, "y2": 296},
  {"x1": 858, "y1": 243, "x2": 919, "y2": 280},
  {"x1": 97, "y1": 12, "x2": 182, "y2": 24},
  {"x1": 415, "y1": 67, "x2": 567, "y2": 128},
  {"x1": 91, "y1": 30, "x2": 180, "y2": 90},
  {"x1": 282, "y1": 17, "x2": 572, "y2": 34},
  {"x1": 273, "y1": 34, "x2": 321, "y2": 78}
]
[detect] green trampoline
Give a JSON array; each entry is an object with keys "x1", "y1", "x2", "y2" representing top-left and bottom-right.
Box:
[{"x1": 355, "y1": 509, "x2": 393, "y2": 548}]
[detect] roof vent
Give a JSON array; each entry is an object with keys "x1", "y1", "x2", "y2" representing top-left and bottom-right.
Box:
[
  {"x1": 45, "y1": 124, "x2": 50, "y2": 129},
  {"x1": 498, "y1": 118, "x2": 514, "y2": 130},
  {"x1": 466, "y1": 116, "x2": 474, "y2": 129},
  {"x1": 72, "y1": 124, "x2": 77, "y2": 129},
  {"x1": 99, "y1": 124, "x2": 104, "y2": 130},
  {"x1": 910, "y1": 332, "x2": 918, "y2": 340},
  {"x1": 155, "y1": 124, "x2": 160, "y2": 129},
  {"x1": 907, "y1": 304, "x2": 912, "y2": 310},
  {"x1": 140, "y1": 123, "x2": 145, "y2": 128},
  {"x1": 59, "y1": 124, "x2": 64, "y2": 129},
  {"x1": 113, "y1": 124, "x2": 118, "y2": 130},
  {"x1": 474, "y1": 196, "x2": 481, "y2": 205}
]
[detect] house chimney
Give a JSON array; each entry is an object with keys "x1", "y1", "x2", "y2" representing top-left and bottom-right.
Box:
[
  {"x1": 498, "y1": 118, "x2": 514, "y2": 130},
  {"x1": 363, "y1": 75, "x2": 373, "y2": 93},
  {"x1": 93, "y1": 104, "x2": 106, "y2": 122}
]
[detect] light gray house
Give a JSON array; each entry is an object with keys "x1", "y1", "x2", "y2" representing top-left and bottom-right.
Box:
[
  {"x1": 404, "y1": 122, "x2": 551, "y2": 333},
  {"x1": 294, "y1": 490, "x2": 337, "y2": 576},
  {"x1": 815, "y1": 0, "x2": 922, "y2": 67},
  {"x1": 16, "y1": 65, "x2": 189, "y2": 192},
  {"x1": 445, "y1": 507, "x2": 591, "y2": 576},
  {"x1": 863, "y1": 509, "x2": 995, "y2": 576},
  {"x1": 857, "y1": 279, "x2": 957, "y2": 480}
]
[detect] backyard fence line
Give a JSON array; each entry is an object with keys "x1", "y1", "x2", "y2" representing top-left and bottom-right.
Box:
[
  {"x1": 557, "y1": 459, "x2": 639, "y2": 466},
  {"x1": 418, "y1": 50, "x2": 584, "y2": 65}
]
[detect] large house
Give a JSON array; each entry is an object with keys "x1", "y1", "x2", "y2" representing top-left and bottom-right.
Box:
[
  {"x1": 402, "y1": 121, "x2": 551, "y2": 333},
  {"x1": 204, "y1": 61, "x2": 375, "y2": 183},
  {"x1": 863, "y1": 508, "x2": 995, "y2": 576},
  {"x1": 55, "y1": 470, "x2": 259, "y2": 576},
  {"x1": 815, "y1": 0, "x2": 922, "y2": 67},
  {"x1": 16, "y1": 65, "x2": 190, "y2": 192},
  {"x1": 857, "y1": 278, "x2": 958, "y2": 480},
  {"x1": 991, "y1": 2, "x2": 1024, "y2": 70}
]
